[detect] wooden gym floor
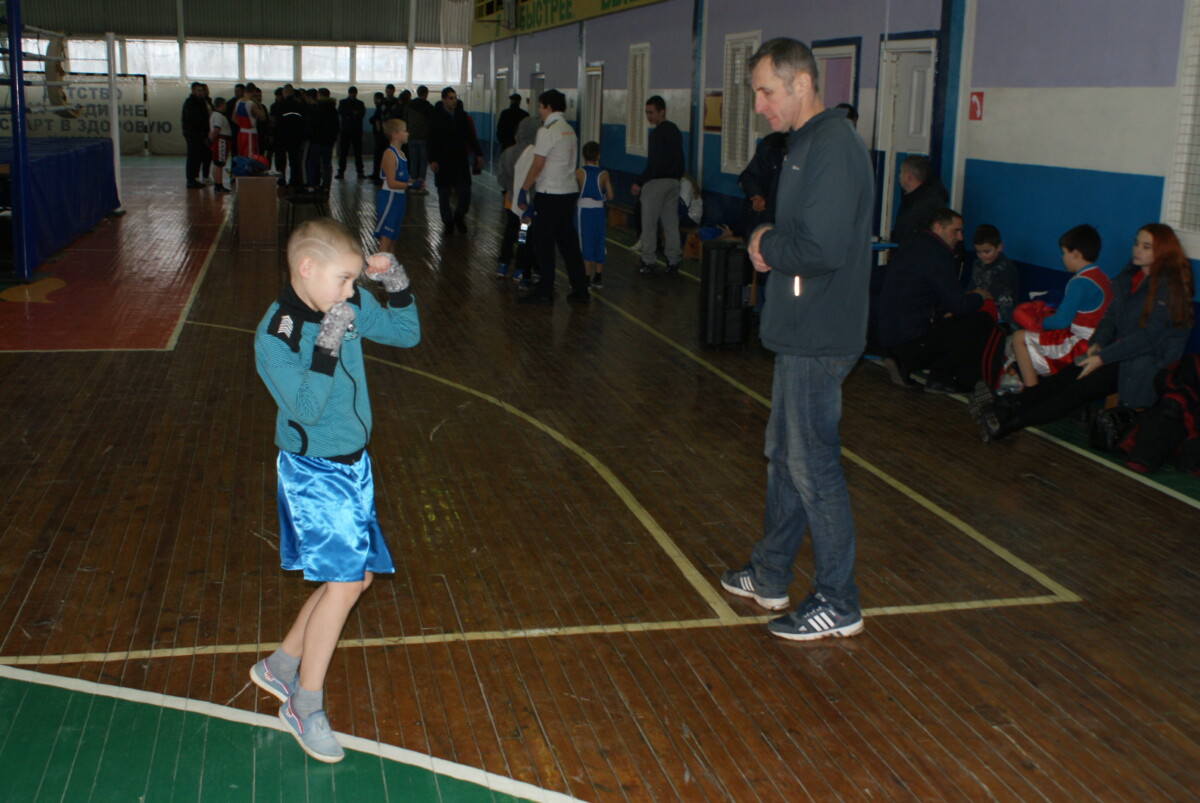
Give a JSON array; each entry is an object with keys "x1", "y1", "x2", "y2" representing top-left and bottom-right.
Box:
[{"x1": 0, "y1": 155, "x2": 1197, "y2": 801}]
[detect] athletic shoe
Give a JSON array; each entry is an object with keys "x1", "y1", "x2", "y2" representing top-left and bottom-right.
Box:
[
  {"x1": 214, "y1": 184, "x2": 232, "y2": 194},
  {"x1": 250, "y1": 658, "x2": 294, "y2": 703},
  {"x1": 638, "y1": 262, "x2": 655, "y2": 276},
  {"x1": 665, "y1": 262, "x2": 680, "y2": 274},
  {"x1": 200, "y1": 177, "x2": 213, "y2": 185},
  {"x1": 496, "y1": 262, "x2": 510, "y2": 278},
  {"x1": 279, "y1": 698, "x2": 345, "y2": 763},
  {"x1": 968, "y1": 380, "x2": 1001, "y2": 442},
  {"x1": 186, "y1": 181, "x2": 204, "y2": 189},
  {"x1": 511, "y1": 268, "x2": 525, "y2": 283},
  {"x1": 883, "y1": 356, "x2": 918, "y2": 388},
  {"x1": 719, "y1": 566, "x2": 789, "y2": 611},
  {"x1": 767, "y1": 592, "x2": 863, "y2": 641},
  {"x1": 591, "y1": 274, "x2": 603, "y2": 288}
]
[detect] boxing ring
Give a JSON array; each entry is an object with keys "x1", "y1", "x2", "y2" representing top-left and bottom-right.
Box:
[
  {"x1": 0, "y1": 137, "x2": 120, "y2": 272},
  {"x1": 2, "y1": 1, "x2": 123, "y2": 280}
]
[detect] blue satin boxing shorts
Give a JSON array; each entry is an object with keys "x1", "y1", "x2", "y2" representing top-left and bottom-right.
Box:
[
  {"x1": 374, "y1": 189, "x2": 407, "y2": 240},
  {"x1": 276, "y1": 450, "x2": 395, "y2": 582}
]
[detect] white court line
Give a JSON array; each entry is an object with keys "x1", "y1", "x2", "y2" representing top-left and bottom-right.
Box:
[{"x1": 0, "y1": 664, "x2": 586, "y2": 803}]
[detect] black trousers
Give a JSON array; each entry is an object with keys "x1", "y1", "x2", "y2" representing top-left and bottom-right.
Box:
[
  {"x1": 337, "y1": 130, "x2": 364, "y2": 175},
  {"x1": 891, "y1": 311, "x2": 997, "y2": 387},
  {"x1": 498, "y1": 208, "x2": 520, "y2": 265},
  {"x1": 184, "y1": 135, "x2": 208, "y2": 182},
  {"x1": 437, "y1": 180, "x2": 472, "y2": 225},
  {"x1": 532, "y1": 192, "x2": 588, "y2": 295},
  {"x1": 1011, "y1": 362, "x2": 1120, "y2": 427}
]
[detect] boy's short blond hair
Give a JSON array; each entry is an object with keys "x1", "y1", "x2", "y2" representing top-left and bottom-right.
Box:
[
  {"x1": 384, "y1": 118, "x2": 407, "y2": 135},
  {"x1": 287, "y1": 217, "x2": 362, "y2": 273}
]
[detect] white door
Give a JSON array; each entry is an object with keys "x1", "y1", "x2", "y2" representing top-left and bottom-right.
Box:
[{"x1": 875, "y1": 39, "x2": 936, "y2": 239}]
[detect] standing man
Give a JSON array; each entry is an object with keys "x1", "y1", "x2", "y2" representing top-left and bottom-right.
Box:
[
  {"x1": 428, "y1": 87, "x2": 483, "y2": 231},
  {"x1": 718, "y1": 38, "x2": 874, "y2": 641},
  {"x1": 181, "y1": 82, "x2": 210, "y2": 189},
  {"x1": 630, "y1": 95, "x2": 685, "y2": 274},
  {"x1": 495, "y1": 93, "x2": 528, "y2": 150},
  {"x1": 516, "y1": 89, "x2": 589, "y2": 304},
  {"x1": 405, "y1": 85, "x2": 435, "y2": 193},
  {"x1": 336, "y1": 87, "x2": 367, "y2": 179}
]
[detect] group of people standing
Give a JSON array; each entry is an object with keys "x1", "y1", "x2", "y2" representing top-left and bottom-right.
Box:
[{"x1": 180, "y1": 81, "x2": 469, "y2": 200}]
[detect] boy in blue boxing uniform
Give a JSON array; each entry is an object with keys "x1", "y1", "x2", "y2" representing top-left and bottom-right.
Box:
[
  {"x1": 252, "y1": 217, "x2": 419, "y2": 762},
  {"x1": 575, "y1": 140, "x2": 613, "y2": 288},
  {"x1": 374, "y1": 119, "x2": 411, "y2": 254}
]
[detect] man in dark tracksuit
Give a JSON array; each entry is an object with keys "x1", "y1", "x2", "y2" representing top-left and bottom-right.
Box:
[
  {"x1": 336, "y1": 87, "x2": 367, "y2": 179},
  {"x1": 719, "y1": 38, "x2": 874, "y2": 642},
  {"x1": 428, "y1": 87, "x2": 483, "y2": 230},
  {"x1": 181, "y1": 82, "x2": 211, "y2": 188}
]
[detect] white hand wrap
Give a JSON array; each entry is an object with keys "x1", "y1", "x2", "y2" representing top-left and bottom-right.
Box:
[
  {"x1": 315, "y1": 301, "x2": 356, "y2": 354},
  {"x1": 369, "y1": 252, "x2": 410, "y2": 293}
]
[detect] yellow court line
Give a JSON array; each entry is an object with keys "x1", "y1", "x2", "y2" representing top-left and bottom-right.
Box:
[
  {"x1": 181, "y1": 321, "x2": 741, "y2": 620},
  {"x1": 583, "y1": 289, "x2": 1081, "y2": 603},
  {"x1": 0, "y1": 593, "x2": 1069, "y2": 666},
  {"x1": 368, "y1": 357, "x2": 741, "y2": 624},
  {"x1": 166, "y1": 202, "x2": 234, "y2": 350},
  {"x1": 604, "y1": 233, "x2": 701, "y2": 281}
]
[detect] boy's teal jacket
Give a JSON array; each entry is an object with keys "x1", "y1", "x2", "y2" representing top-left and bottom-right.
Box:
[{"x1": 255, "y1": 283, "x2": 419, "y2": 458}]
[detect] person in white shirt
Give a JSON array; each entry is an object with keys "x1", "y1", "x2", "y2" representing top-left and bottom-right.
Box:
[
  {"x1": 208, "y1": 97, "x2": 234, "y2": 193},
  {"x1": 516, "y1": 89, "x2": 590, "y2": 304}
]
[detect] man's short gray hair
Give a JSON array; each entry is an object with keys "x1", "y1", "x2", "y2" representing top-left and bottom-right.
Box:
[
  {"x1": 900, "y1": 155, "x2": 931, "y2": 184},
  {"x1": 747, "y1": 37, "x2": 820, "y2": 91}
]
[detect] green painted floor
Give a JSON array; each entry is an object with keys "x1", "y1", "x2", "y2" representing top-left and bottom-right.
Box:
[
  {"x1": 0, "y1": 669, "x2": 566, "y2": 803},
  {"x1": 1038, "y1": 416, "x2": 1200, "y2": 501}
]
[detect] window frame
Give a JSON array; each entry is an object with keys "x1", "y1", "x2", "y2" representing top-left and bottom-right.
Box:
[
  {"x1": 720, "y1": 32, "x2": 760, "y2": 175},
  {"x1": 625, "y1": 43, "x2": 650, "y2": 157},
  {"x1": 1163, "y1": 0, "x2": 1200, "y2": 255}
]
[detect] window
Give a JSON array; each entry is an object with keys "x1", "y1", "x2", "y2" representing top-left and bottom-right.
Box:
[
  {"x1": 186, "y1": 42, "x2": 239, "y2": 80},
  {"x1": 67, "y1": 40, "x2": 109, "y2": 75},
  {"x1": 581, "y1": 65, "x2": 603, "y2": 148},
  {"x1": 813, "y1": 44, "x2": 857, "y2": 109},
  {"x1": 19, "y1": 36, "x2": 50, "y2": 74},
  {"x1": 302, "y1": 46, "x2": 350, "y2": 82},
  {"x1": 721, "y1": 32, "x2": 759, "y2": 174},
  {"x1": 1164, "y1": 0, "x2": 1200, "y2": 250},
  {"x1": 356, "y1": 45, "x2": 407, "y2": 84},
  {"x1": 412, "y1": 46, "x2": 464, "y2": 85},
  {"x1": 244, "y1": 44, "x2": 293, "y2": 82},
  {"x1": 625, "y1": 43, "x2": 649, "y2": 156},
  {"x1": 125, "y1": 39, "x2": 180, "y2": 78}
]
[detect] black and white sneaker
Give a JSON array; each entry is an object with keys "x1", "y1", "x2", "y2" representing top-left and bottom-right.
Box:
[
  {"x1": 767, "y1": 592, "x2": 863, "y2": 641},
  {"x1": 719, "y1": 566, "x2": 789, "y2": 611},
  {"x1": 638, "y1": 262, "x2": 655, "y2": 276},
  {"x1": 968, "y1": 381, "x2": 1000, "y2": 441}
]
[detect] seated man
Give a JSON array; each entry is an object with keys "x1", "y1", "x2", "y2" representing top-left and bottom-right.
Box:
[{"x1": 878, "y1": 208, "x2": 996, "y2": 393}]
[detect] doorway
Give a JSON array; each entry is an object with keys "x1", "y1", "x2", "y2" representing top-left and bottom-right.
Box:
[{"x1": 875, "y1": 38, "x2": 936, "y2": 239}]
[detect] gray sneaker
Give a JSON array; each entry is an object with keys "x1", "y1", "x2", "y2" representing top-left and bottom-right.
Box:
[
  {"x1": 279, "y1": 698, "x2": 345, "y2": 763},
  {"x1": 767, "y1": 592, "x2": 863, "y2": 641},
  {"x1": 719, "y1": 566, "x2": 789, "y2": 611},
  {"x1": 250, "y1": 659, "x2": 295, "y2": 704}
]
